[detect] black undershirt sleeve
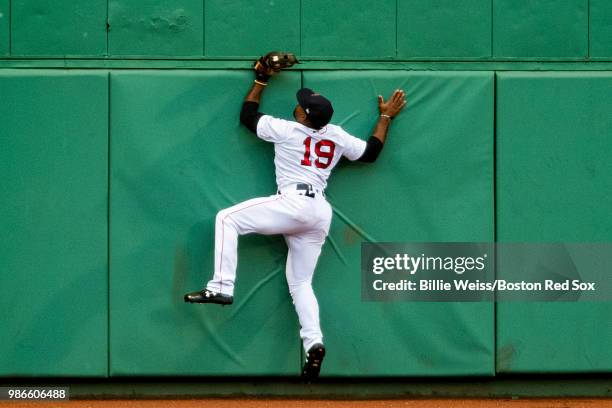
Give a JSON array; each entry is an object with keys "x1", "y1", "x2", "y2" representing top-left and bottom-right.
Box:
[
  {"x1": 357, "y1": 136, "x2": 384, "y2": 163},
  {"x1": 240, "y1": 101, "x2": 265, "y2": 134}
]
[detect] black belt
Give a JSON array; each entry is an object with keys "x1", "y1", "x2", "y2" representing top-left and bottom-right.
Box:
[{"x1": 277, "y1": 183, "x2": 323, "y2": 198}]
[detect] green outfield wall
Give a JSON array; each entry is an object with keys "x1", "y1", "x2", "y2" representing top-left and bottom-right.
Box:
[{"x1": 1, "y1": 0, "x2": 611, "y2": 379}]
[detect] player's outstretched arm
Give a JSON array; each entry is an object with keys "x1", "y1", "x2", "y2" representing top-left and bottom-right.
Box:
[
  {"x1": 240, "y1": 52, "x2": 298, "y2": 134},
  {"x1": 358, "y1": 89, "x2": 407, "y2": 163},
  {"x1": 240, "y1": 79, "x2": 274, "y2": 134},
  {"x1": 239, "y1": 54, "x2": 278, "y2": 134},
  {"x1": 240, "y1": 82, "x2": 267, "y2": 134}
]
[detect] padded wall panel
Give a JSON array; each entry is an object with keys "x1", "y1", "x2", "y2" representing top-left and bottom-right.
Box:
[
  {"x1": 493, "y1": 0, "x2": 588, "y2": 58},
  {"x1": 0, "y1": 71, "x2": 108, "y2": 376},
  {"x1": 11, "y1": 0, "x2": 107, "y2": 56},
  {"x1": 398, "y1": 0, "x2": 491, "y2": 58},
  {"x1": 590, "y1": 0, "x2": 612, "y2": 57},
  {"x1": 303, "y1": 71, "x2": 494, "y2": 376},
  {"x1": 0, "y1": 0, "x2": 8, "y2": 55},
  {"x1": 108, "y1": 0, "x2": 203, "y2": 56},
  {"x1": 301, "y1": 0, "x2": 395, "y2": 58},
  {"x1": 205, "y1": 0, "x2": 299, "y2": 57},
  {"x1": 110, "y1": 71, "x2": 301, "y2": 375},
  {"x1": 496, "y1": 72, "x2": 612, "y2": 372}
]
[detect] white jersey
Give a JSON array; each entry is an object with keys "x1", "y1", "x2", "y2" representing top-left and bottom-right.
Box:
[{"x1": 256, "y1": 115, "x2": 367, "y2": 191}]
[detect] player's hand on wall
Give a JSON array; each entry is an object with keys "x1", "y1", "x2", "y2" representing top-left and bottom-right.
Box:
[{"x1": 378, "y1": 89, "x2": 407, "y2": 119}]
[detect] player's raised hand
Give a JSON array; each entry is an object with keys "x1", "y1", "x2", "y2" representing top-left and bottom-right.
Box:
[
  {"x1": 378, "y1": 89, "x2": 407, "y2": 119},
  {"x1": 253, "y1": 52, "x2": 299, "y2": 85}
]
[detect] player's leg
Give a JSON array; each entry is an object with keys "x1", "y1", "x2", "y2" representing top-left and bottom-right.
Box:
[
  {"x1": 205, "y1": 194, "x2": 305, "y2": 296},
  {"x1": 285, "y1": 230, "x2": 332, "y2": 380},
  {"x1": 284, "y1": 231, "x2": 326, "y2": 352},
  {"x1": 284, "y1": 197, "x2": 332, "y2": 379}
]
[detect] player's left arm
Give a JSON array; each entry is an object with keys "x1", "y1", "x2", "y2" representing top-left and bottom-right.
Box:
[{"x1": 358, "y1": 89, "x2": 407, "y2": 163}]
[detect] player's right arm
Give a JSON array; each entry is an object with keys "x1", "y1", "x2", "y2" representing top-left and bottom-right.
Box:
[
  {"x1": 240, "y1": 81, "x2": 267, "y2": 134},
  {"x1": 240, "y1": 53, "x2": 284, "y2": 134},
  {"x1": 240, "y1": 79, "x2": 290, "y2": 143},
  {"x1": 358, "y1": 89, "x2": 407, "y2": 163}
]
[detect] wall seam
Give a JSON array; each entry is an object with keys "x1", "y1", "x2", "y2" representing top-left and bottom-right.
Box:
[
  {"x1": 107, "y1": 71, "x2": 112, "y2": 378},
  {"x1": 587, "y1": 0, "x2": 590, "y2": 59},
  {"x1": 490, "y1": 0, "x2": 494, "y2": 58},
  {"x1": 8, "y1": 0, "x2": 11, "y2": 55},
  {"x1": 492, "y1": 71, "x2": 498, "y2": 375},
  {"x1": 105, "y1": 0, "x2": 109, "y2": 57},
  {"x1": 202, "y1": 0, "x2": 206, "y2": 56},
  {"x1": 395, "y1": 0, "x2": 398, "y2": 59},
  {"x1": 2, "y1": 61, "x2": 612, "y2": 70},
  {"x1": 299, "y1": 0, "x2": 302, "y2": 56}
]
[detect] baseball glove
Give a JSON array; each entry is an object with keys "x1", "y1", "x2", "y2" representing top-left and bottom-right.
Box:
[{"x1": 254, "y1": 51, "x2": 299, "y2": 84}]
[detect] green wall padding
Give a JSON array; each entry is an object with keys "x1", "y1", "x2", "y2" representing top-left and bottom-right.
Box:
[
  {"x1": 108, "y1": 0, "x2": 203, "y2": 56},
  {"x1": 11, "y1": 0, "x2": 106, "y2": 56},
  {"x1": 301, "y1": 0, "x2": 395, "y2": 58},
  {"x1": 303, "y1": 71, "x2": 495, "y2": 376},
  {"x1": 109, "y1": 71, "x2": 302, "y2": 375},
  {"x1": 0, "y1": 0, "x2": 8, "y2": 56},
  {"x1": 496, "y1": 72, "x2": 612, "y2": 373},
  {"x1": 493, "y1": 0, "x2": 588, "y2": 59},
  {"x1": 590, "y1": 0, "x2": 612, "y2": 58},
  {"x1": 397, "y1": 0, "x2": 491, "y2": 58},
  {"x1": 204, "y1": 0, "x2": 299, "y2": 57},
  {"x1": 0, "y1": 71, "x2": 108, "y2": 376}
]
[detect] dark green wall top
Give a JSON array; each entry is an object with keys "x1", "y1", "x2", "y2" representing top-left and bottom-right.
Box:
[
  {"x1": 11, "y1": 0, "x2": 107, "y2": 56},
  {"x1": 1, "y1": 0, "x2": 611, "y2": 60},
  {"x1": 108, "y1": 0, "x2": 204, "y2": 57},
  {"x1": 0, "y1": 0, "x2": 9, "y2": 55},
  {"x1": 398, "y1": 0, "x2": 492, "y2": 59},
  {"x1": 205, "y1": 0, "x2": 300, "y2": 57},
  {"x1": 493, "y1": 0, "x2": 588, "y2": 59},
  {"x1": 590, "y1": 0, "x2": 612, "y2": 57}
]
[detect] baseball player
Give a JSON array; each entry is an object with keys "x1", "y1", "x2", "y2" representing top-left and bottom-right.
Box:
[{"x1": 185, "y1": 52, "x2": 407, "y2": 380}]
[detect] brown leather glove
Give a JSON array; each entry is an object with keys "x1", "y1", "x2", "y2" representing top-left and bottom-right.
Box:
[{"x1": 254, "y1": 51, "x2": 299, "y2": 84}]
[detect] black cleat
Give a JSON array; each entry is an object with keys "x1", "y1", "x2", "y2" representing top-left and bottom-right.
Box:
[
  {"x1": 302, "y1": 343, "x2": 325, "y2": 381},
  {"x1": 184, "y1": 289, "x2": 233, "y2": 305}
]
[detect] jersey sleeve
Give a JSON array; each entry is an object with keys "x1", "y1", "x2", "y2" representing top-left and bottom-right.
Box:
[
  {"x1": 340, "y1": 129, "x2": 368, "y2": 161},
  {"x1": 256, "y1": 115, "x2": 291, "y2": 143}
]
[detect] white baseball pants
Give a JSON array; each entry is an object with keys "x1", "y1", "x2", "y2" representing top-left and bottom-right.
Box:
[{"x1": 205, "y1": 187, "x2": 333, "y2": 352}]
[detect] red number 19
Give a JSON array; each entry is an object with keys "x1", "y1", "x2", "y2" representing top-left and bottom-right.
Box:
[{"x1": 301, "y1": 137, "x2": 336, "y2": 169}]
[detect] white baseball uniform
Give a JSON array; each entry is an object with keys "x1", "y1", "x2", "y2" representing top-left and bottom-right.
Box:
[{"x1": 206, "y1": 114, "x2": 367, "y2": 352}]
